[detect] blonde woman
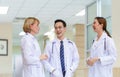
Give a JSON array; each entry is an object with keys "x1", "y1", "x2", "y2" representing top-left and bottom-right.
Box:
[{"x1": 21, "y1": 17, "x2": 47, "y2": 77}]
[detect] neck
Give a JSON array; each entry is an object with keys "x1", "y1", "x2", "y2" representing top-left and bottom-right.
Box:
[
  {"x1": 97, "y1": 31, "x2": 103, "y2": 40},
  {"x1": 30, "y1": 31, "x2": 35, "y2": 36},
  {"x1": 58, "y1": 36, "x2": 65, "y2": 40}
]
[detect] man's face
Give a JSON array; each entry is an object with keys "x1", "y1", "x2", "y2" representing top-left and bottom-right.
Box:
[{"x1": 54, "y1": 22, "x2": 66, "y2": 39}]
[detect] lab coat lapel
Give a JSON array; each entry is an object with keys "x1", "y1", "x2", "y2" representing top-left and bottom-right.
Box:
[
  {"x1": 63, "y1": 39, "x2": 70, "y2": 69},
  {"x1": 92, "y1": 32, "x2": 106, "y2": 55},
  {"x1": 54, "y1": 40, "x2": 60, "y2": 57},
  {"x1": 97, "y1": 32, "x2": 106, "y2": 47}
]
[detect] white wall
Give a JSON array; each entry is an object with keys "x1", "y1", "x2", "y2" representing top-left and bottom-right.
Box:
[
  {"x1": 112, "y1": 0, "x2": 120, "y2": 67},
  {"x1": 0, "y1": 23, "x2": 12, "y2": 77}
]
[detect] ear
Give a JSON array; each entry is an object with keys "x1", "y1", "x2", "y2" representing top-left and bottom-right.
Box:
[
  {"x1": 64, "y1": 27, "x2": 66, "y2": 31},
  {"x1": 101, "y1": 24, "x2": 103, "y2": 27},
  {"x1": 29, "y1": 24, "x2": 33, "y2": 28}
]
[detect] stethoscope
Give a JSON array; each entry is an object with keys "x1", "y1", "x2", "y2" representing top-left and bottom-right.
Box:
[
  {"x1": 52, "y1": 42, "x2": 55, "y2": 53},
  {"x1": 92, "y1": 38, "x2": 106, "y2": 51}
]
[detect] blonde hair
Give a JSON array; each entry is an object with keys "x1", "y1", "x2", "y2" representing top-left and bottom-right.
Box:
[{"x1": 23, "y1": 17, "x2": 40, "y2": 33}]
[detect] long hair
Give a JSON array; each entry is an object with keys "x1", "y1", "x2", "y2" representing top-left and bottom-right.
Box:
[{"x1": 95, "y1": 17, "x2": 111, "y2": 37}]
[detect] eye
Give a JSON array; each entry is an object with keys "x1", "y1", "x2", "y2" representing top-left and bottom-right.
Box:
[{"x1": 31, "y1": 23, "x2": 34, "y2": 25}]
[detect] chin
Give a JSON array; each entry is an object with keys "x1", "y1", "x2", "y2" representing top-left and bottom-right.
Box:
[
  {"x1": 35, "y1": 32, "x2": 39, "y2": 34},
  {"x1": 57, "y1": 35, "x2": 62, "y2": 38}
]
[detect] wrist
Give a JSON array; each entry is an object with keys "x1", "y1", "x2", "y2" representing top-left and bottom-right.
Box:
[
  {"x1": 96, "y1": 57, "x2": 100, "y2": 62},
  {"x1": 98, "y1": 57, "x2": 100, "y2": 61},
  {"x1": 40, "y1": 56, "x2": 42, "y2": 60},
  {"x1": 51, "y1": 69, "x2": 56, "y2": 74}
]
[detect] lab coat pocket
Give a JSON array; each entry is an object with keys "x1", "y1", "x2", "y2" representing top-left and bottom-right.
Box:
[
  {"x1": 65, "y1": 69, "x2": 73, "y2": 77},
  {"x1": 52, "y1": 69, "x2": 60, "y2": 77},
  {"x1": 50, "y1": 54, "x2": 55, "y2": 65},
  {"x1": 31, "y1": 66, "x2": 37, "y2": 77}
]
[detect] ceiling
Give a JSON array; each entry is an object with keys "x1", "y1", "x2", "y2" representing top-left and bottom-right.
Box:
[{"x1": 0, "y1": 0, "x2": 95, "y2": 46}]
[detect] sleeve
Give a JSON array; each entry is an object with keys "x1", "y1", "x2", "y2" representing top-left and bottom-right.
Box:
[
  {"x1": 21, "y1": 38, "x2": 40, "y2": 65},
  {"x1": 42, "y1": 41, "x2": 55, "y2": 73},
  {"x1": 70, "y1": 42, "x2": 80, "y2": 72},
  {"x1": 99, "y1": 38, "x2": 117, "y2": 66}
]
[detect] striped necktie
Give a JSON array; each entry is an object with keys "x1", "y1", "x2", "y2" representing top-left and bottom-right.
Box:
[{"x1": 60, "y1": 41, "x2": 65, "y2": 77}]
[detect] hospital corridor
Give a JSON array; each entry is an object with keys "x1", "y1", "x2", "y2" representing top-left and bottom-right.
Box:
[{"x1": 0, "y1": 0, "x2": 120, "y2": 77}]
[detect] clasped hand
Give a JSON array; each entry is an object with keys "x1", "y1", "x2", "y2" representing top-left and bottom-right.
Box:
[
  {"x1": 86, "y1": 57, "x2": 99, "y2": 66},
  {"x1": 40, "y1": 54, "x2": 48, "y2": 60}
]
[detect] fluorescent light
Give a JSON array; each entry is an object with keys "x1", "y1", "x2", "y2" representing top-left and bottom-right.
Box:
[
  {"x1": 44, "y1": 28, "x2": 54, "y2": 36},
  {"x1": 19, "y1": 31, "x2": 25, "y2": 36},
  {"x1": 0, "y1": 6, "x2": 9, "y2": 14},
  {"x1": 76, "y1": 9, "x2": 85, "y2": 16},
  {"x1": 44, "y1": 32, "x2": 51, "y2": 36},
  {"x1": 51, "y1": 28, "x2": 54, "y2": 32}
]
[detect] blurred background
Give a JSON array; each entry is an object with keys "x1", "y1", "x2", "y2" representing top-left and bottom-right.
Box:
[{"x1": 1, "y1": 0, "x2": 120, "y2": 77}]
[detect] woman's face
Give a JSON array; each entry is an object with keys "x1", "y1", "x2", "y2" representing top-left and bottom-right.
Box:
[
  {"x1": 93, "y1": 19, "x2": 102, "y2": 33},
  {"x1": 30, "y1": 21, "x2": 40, "y2": 35}
]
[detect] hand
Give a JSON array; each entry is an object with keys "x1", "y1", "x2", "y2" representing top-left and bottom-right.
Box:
[
  {"x1": 40, "y1": 54, "x2": 48, "y2": 60},
  {"x1": 86, "y1": 57, "x2": 99, "y2": 66}
]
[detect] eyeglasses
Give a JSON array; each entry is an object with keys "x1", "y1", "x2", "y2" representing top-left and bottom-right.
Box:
[{"x1": 55, "y1": 26, "x2": 64, "y2": 30}]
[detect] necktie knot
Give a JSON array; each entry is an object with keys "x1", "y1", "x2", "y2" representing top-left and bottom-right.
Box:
[{"x1": 60, "y1": 40, "x2": 63, "y2": 44}]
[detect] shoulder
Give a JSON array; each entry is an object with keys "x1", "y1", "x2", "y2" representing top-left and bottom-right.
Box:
[
  {"x1": 105, "y1": 35, "x2": 115, "y2": 45},
  {"x1": 46, "y1": 39, "x2": 56, "y2": 46},
  {"x1": 21, "y1": 35, "x2": 27, "y2": 42},
  {"x1": 22, "y1": 34, "x2": 32, "y2": 40},
  {"x1": 21, "y1": 34, "x2": 35, "y2": 45},
  {"x1": 66, "y1": 39, "x2": 75, "y2": 45}
]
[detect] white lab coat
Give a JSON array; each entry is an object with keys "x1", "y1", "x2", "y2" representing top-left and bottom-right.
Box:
[
  {"x1": 88, "y1": 32, "x2": 117, "y2": 77},
  {"x1": 21, "y1": 33, "x2": 45, "y2": 77},
  {"x1": 44, "y1": 38, "x2": 79, "y2": 77}
]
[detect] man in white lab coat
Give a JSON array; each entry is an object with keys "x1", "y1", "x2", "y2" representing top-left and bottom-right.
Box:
[{"x1": 44, "y1": 19, "x2": 80, "y2": 77}]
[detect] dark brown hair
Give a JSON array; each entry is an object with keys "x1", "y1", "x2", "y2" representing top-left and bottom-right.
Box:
[{"x1": 95, "y1": 17, "x2": 111, "y2": 37}]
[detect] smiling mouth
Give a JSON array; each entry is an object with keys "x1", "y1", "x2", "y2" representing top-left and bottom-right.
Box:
[
  {"x1": 57, "y1": 33, "x2": 61, "y2": 35},
  {"x1": 57, "y1": 32, "x2": 61, "y2": 35}
]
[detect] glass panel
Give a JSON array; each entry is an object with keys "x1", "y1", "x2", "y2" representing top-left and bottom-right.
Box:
[
  {"x1": 87, "y1": 1, "x2": 97, "y2": 24},
  {"x1": 101, "y1": 0, "x2": 111, "y2": 17},
  {"x1": 86, "y1": 24, "x2": 96, "y2": 49},
  {"x1": 106, "y1": 16, "x2": 112, "y2": 34}
]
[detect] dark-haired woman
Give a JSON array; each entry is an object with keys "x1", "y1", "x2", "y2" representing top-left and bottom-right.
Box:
[{"x1": 87, "y1": 17, "x2": 117, "y2": 77}]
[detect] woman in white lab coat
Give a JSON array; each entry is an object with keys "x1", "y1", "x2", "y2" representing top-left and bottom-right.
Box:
[
  {"x1": 87, "y1": 17, "x2": 117, "y2": 77},
  {"x1": 21, "y1": 17, "x2": 48, "y2": 77},
  {"x1": 43, "y1": 19, "x2": 79, "y2": 77}
]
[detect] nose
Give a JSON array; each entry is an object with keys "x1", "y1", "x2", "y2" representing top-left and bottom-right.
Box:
[{"x1": 55, "y1": 27, "x2": 60, "y2": 31}]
